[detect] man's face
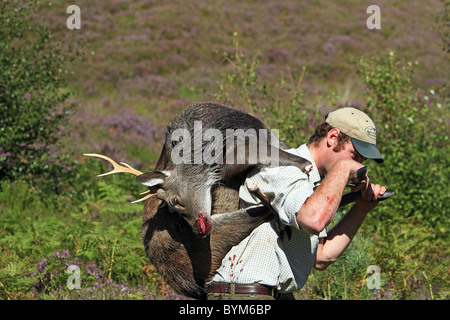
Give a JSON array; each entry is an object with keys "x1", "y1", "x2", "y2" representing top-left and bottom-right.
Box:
[
  {"x1": 315, "y1": 129, "x2": 368, "y2": 176},
  {"x1": 343, "y1": 141, "x2": 367, "y2": 163},
  {"x1": 330, "y1": 140, "x2": 367, "y2": 167}
]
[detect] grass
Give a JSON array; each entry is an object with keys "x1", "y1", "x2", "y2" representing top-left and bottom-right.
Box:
[{"x1": 0, "y1": 178, "x2": 187, "y2": 300}]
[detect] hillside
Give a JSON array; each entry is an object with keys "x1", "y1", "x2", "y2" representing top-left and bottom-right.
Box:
[{"x1": 35, "y1": 0, "x2": 447, "y2": 165}]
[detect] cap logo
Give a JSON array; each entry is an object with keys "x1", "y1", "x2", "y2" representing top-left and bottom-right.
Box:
[{"x1": 365, "y1": 126, "x2": 376, "y2": 140}]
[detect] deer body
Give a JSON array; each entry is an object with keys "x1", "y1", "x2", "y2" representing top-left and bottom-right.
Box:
[{"x1": 136, "y1": 103, "x2": 313, "y2": 237}]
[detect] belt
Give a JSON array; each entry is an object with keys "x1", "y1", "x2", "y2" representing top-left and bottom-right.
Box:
[{"x1": 208, "y1": 282, "x2": 275, "y2": 296}]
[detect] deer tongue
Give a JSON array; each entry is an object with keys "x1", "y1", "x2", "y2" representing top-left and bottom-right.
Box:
[{"x1": 197, "y1": 213, "x2": 211, "y2": 236}]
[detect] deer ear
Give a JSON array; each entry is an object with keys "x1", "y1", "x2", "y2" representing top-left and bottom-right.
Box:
[{"x1": 136, "y1": 170, "x2": 170, "y2": 187}]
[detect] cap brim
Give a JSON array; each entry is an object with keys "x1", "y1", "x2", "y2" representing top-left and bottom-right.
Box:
[{"x1": 351, "y1": 138, "x2": 384, "y2": 163}]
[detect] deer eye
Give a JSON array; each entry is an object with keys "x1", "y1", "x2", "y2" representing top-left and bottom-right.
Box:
[{"x1": 171, "y1": 195, "x2": 183, "y2": 207}]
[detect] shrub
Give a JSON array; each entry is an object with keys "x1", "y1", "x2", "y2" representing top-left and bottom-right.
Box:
[
  {"x1": 353, "y1": 52, "x2": 449, "y2": 299},
  {"x1": 0, "y1": 1, "x2": 75, "y2": 192},
  {"x1": 355, "y1": 52, "x2": 449, "y2": 228}
]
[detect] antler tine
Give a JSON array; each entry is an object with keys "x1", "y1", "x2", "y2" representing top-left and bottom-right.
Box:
[
  {"x1": 84, "y1": 153, "x2": 157, "y2": 204},
  {"x1": 131, "y1": 193, "x2": 157, "y2": 204},
  {"x1": 83, "y1": 153, "x2": 143, "y2": 177}
]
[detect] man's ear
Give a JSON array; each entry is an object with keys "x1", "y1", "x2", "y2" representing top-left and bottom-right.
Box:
[{"x1": 326, "y1": 128, "x2": 341, "y2": 148}]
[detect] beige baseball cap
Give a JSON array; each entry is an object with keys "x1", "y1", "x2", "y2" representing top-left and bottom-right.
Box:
[{"x1": 325, "y1": 107, "x2": 384, "y2": 163}]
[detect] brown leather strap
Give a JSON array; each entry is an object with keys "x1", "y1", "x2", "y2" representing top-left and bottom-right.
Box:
[{"x1": 209, "y1": 283, "x2": 274, "y2": 296}]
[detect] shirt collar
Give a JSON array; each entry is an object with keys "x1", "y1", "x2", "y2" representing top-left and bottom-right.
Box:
[{"x1": 296, "y1": 144, "x2": 321, "y2": 187}]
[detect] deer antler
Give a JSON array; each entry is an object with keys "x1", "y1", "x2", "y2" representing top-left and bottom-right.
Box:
[
  {"x1": 84, "y1": 153, "x2": 143, "y2": 176},
  {"x1": 83, "y1": 153, "x2": 156, "y2": 203},
  {"x1": 131, "y1": 189, "x2": 155, "y2": 204}
]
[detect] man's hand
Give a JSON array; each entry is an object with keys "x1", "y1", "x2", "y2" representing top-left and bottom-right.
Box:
[
  {"x1": 350, "y1": 171, "x2": 387, "y2": 213},
  {"x1": 337, "y1": 158, "x2": 386, "y2": 213}
]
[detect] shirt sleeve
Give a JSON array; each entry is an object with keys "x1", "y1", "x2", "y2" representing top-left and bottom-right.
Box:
[
  {"x1": 246, "y1": 165, "x2": 315, "y2": 231},
  {"x1": 272, "y1": 170, "x2": 315, "y2": 230}
]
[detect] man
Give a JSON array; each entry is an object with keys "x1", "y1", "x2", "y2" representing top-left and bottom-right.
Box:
[{"x1": 207, "y1": 107, "x2": 386, "y2": 300}]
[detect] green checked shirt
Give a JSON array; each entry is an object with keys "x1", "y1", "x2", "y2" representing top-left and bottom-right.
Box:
[{"x1": 211, "y1": 144, "x2": 327, "y2": 293}]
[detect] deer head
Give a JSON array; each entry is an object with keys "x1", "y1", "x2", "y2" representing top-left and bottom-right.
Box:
[
  {"x1": 84, "y1": 154, "x2": 215, "y2": 237},
  {"x1": 136, "y1": 164, "x2": 218, "y2": 237}
]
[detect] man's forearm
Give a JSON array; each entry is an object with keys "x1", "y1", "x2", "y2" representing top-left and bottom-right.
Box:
[
  {"x1": 314, "y1": 204, "x2": 367, "y2": 270},
  {"x1": 296, "y1": 160, "x2": 354, "y2": 234}
]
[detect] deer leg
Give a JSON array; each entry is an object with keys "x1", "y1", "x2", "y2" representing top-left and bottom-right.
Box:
[
  {"x1": 211, "y1": 205, "x2": 271, "y2": 245},
  {"x1": 209, "y1": 205, "x2": 272, "y2": 275},
  {"x1": 246, "y1": 183, "x2": 292, "y2": 240},
  {"x1": 275, "y1": 148, "x2": 313, "y2": 174},
  {"x1": 347, "y1": 166, "x2": 368, "y2": 187},
  {"x1": 221, "y1": 145, "x2": 313, "y2": 178}
]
